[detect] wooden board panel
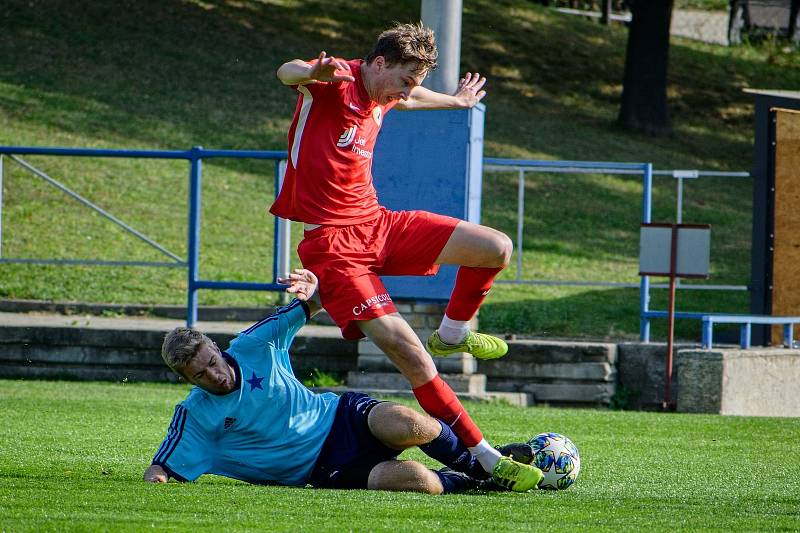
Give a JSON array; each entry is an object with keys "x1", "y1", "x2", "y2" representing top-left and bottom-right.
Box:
[{"x1": 771, "y1": 108, "x2": 800, "y2": 343}]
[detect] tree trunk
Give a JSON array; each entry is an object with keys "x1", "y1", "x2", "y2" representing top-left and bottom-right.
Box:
[
  {"x1": 618, "y1": 0, "x2": 673, "y2": 135},
  {"x1": 789, "y1": 0, "x2": 799, "y2": 42}
]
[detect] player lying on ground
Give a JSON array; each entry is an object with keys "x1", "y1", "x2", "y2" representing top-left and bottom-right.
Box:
[
  {"x1": 271, "y1": 21, "x2": 540, "y2": 490},
  {"x1": 143, "y1": 269, "x2": 543, "y2": 492}
]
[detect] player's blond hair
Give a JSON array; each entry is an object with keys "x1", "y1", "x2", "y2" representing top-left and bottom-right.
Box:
[
  {"x1": 161, "y1": 327, "x2": 212, "y2": 372},
  {"x1": 365, "y1": 22, "x2": 438, "y2": 73}
]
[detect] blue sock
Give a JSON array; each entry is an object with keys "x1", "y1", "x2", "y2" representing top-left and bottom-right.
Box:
[
  {"x1": 419, "y1": 420, "x2": 488, "y2": 480},
  {"x1": 435, "y1": 469, "x2": 477, "y2": 494}
]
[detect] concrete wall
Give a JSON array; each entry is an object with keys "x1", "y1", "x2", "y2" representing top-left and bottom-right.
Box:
[
  {"x1": 3, "y1": 309, "x2": 799, "y2": 415},
  {"x1": 677, "y1": 348, "x2": 800, "y2": 416},
  {"x1": 616, "y1": 342, "x2": 695, "y2": 409},
  {"x1": 0, "y1": 323, "x2": 358, "y2": 384},
  {"x1": 478, "y1": 339, "x2": 617, "y2": 405}
]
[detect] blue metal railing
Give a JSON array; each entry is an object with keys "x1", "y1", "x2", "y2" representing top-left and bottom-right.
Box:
[
  {"x1": 0, "y1": 145, "x2": 288, "y2": 326},
  {"x1": 482, "y1": 159, "x2": 752, "y2": 343},
  {"x1": 1, "y1": 146, "x2": 751, "y2": 339},
  {"x1": 484, "y1": 159, "x2": 656, "y2": 340}
]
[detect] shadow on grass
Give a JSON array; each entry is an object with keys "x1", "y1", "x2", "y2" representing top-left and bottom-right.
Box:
[
  {"x1": 2, "y1": 0, "x2": 798, "y2": 169},
  {"x1": 0, "y1": 0, "x2": 422, "y2": 174}
]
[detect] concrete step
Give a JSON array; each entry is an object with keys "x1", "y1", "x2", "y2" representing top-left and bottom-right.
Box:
[
  {"x1": 347, "y1": 371, "x2": 487, "y2": 394},
  {"x1": 356, "y1": 351, "x2": 478, "y2": 374},
  {"x1": 0, "y1": 363, "x2": 177, "y2": 383},
  {"x1": 0, "y1": 312, "x2": 356, "y2": 383},
  {"x1": 481, "y1": 360, "x2": 616, "y2": 381},
  {"x1": 0, "y1": 312, "x2": 620, "y2": 406},
  {"x1": 490, "y1": 380, "x2": 616, "y2": 405},
  {"x1": 492, "y1": 338, "x2": 618, "y2": 364},
  {"x1": 313, "y1": 386, "x2": 532, "y2": 407}
]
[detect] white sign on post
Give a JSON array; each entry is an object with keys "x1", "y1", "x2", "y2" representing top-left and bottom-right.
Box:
[
  {"x1": 638, "y1": 222, "x2": 711, "y2": 409},
  {"x1": 639, "y1": 224, "x2": 711, "y2": 278}
]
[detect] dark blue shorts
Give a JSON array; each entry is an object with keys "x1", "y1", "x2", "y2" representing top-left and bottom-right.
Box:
[{"x1": 308, "y1": 392, "x2": 400, "y2": 489}]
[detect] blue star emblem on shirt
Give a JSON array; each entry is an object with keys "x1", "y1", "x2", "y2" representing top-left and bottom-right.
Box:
[{"x1": 246, "y1": 371, "x2": 264, "y2": 391}]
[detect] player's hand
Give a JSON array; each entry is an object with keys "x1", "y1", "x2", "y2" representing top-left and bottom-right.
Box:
[
  {"x1": 453, "y1": 72, "x2": 487, "y2": 107},
  {"x1": 278, "y1": 269, "x2": 319, "y2": 301},
  {"x1": 144, "y1": 464, "x2": 168, "y2": 483},
  {"x1": 308, "y1": 51, "x2": 355, "y2": 83}
]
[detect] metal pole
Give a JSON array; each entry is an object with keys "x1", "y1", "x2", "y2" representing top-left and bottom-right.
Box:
[
  {"x1": 601, "y1": 0, "x2": 611, "y2": 25},
  {"x1": 640, "y1": 163, "x2": 653, "y2": 342},
  {"x1": 664, "y1": 274, "x2": 677, "y2": 408},
  {"x1": 421, "y1": 0, "x2": 462, "y2": 95},
  {"x1": 9, "y1": 155, "x2": 183, "y2": 262},
  {"x1": 186, "y1": 147, "x2": 203, "y2": 327},
  {"x1": 278, "y1": 161, "x2": 291, "y2": 280},
  {"x1": 275, "y1": 160, "x2": 291, "y2": 305},
  {"x1": 664, "y1": 224, "x2": 678, "y2": 409},
  {"x1": 516, "y1": 168, "x2": 525, "y2": 280},
  {"x1": 675, "y1": 176, "x2": 683, "y2": 289}
]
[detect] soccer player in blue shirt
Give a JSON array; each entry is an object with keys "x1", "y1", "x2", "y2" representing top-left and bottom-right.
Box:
[{"x1": 143, "y1": 269, "x2": 540, "y2": 493}]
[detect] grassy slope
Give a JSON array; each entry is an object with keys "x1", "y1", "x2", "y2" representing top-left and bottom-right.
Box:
[
  {"x1": 0, "y1": 380, "x2": 798, "y2": 532},
  {"x1": 1, "y1": 0, "x2": 799, "y2": 340}
]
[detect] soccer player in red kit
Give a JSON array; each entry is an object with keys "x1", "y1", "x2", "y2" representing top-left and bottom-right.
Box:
[{"x1": 271, "y1": 22, "x2": 542, "y2": 492}]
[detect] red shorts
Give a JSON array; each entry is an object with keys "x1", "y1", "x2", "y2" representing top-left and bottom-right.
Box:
[{"x1": 297, "y1": 208, "x2": 459, "y2": 340}]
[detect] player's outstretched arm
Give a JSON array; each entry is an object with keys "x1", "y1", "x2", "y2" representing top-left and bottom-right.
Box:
[
  {"x1": 278, "y1": 268, "x2": 323, "y2": 317},
  {"x1": 143, "y1": 464, "x2": 169, "y2": 483},
  {"x1": 276, "y1": 52, "x2": 355, "y2": 86},
  {"x1": 395, "y1": 72, "x2": 487, "y2": 111}
]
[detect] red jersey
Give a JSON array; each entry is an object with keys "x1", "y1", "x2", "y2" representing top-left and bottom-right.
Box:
[{"x1": 270, "y1": 60, "x2": 397, "y2": 225}]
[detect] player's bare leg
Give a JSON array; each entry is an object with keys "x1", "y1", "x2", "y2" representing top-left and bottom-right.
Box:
[
  {"x1": 368, "y1": 460, "x2": 446, "y2": 494},
  {"x1": 427, "y1": 221, "x2": 512, "y2": 360},
  {"x1": 435, "y1": 221, "x2": 512, "y2": 268},
  {"x1": 358, "y1": 313, "x2": 437, "y2": 387},
  {"x1": 366, "y1": 401, "x2": 442, "y2": 447}
]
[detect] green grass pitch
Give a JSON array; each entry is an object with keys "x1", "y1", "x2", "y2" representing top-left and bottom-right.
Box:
[{"x1": 1, "y1": 379, "x2": 798, "y2": 532}]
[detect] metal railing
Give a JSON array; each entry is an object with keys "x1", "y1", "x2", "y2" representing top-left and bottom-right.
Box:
[
  {"x1": 0, "y1": 146, "x2": 752, "y2": 339},
  {"x1": 0, "y1": 145, "x2": 289, "y2": 326},
  {"x1": 482, "y1": 159, "x2": 751, "y2": 342}
]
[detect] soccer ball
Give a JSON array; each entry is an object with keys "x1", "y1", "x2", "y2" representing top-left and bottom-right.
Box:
[{"x1": 528, "y1": 432, "x2": 581, "y2": 490}]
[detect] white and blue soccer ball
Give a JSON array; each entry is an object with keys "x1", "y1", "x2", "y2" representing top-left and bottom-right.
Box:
[{"x1": 528, "y1": 432, "x2": 581, "y2": 490}]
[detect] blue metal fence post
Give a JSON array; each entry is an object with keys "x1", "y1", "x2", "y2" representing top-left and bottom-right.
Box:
[
  {"x1": 740, "y1": 323, "x2": 752, "y2": 349},
  {"x1": 640, "y1": 162, "x2": 653, "y2": 342},
  {"x1": 272, "y1": 160, "x2": 281, "y2": 282},
  {"x1": 186, "y1": 146, "x2": 203, "y2": 327},
  {"x1": 783, "y1": 323, "x2": 793, "y2": 348},
  {"x1": 702, "y1": 316, "x2": 713, "y2": 348}
]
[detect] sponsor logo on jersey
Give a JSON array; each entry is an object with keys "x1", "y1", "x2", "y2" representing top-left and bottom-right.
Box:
[
  {"x1": 337, "y1": 125, "x2": 372, "y2": 159},
  {"x1": 352, "y1": 293, "x2": 393, "y2": 316},
  {"x1": 337, "y1": 125, "x2": 357, "y2": 148},
  {"x1": 372, "y1": 106, "x2": 382, "y2": 126}
]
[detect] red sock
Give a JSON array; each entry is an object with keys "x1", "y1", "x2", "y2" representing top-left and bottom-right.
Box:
[
  {"x1": 445, "y1": 266, "x2": 503, "y2": 321},
  {"x1": 412, "y1": 375, "x2": 483, "y2": 447}
]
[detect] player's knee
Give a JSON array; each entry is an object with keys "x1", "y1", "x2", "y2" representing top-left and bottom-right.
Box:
[
  {"x1": 496, "y1": 233, "x2": 513, "y2": 267},
  {"x1": 368, "y1": 461, "x2": 443, "y2": 495},
  {"x1": 395, "y1": 408, "x2": 438, "y2": 446},
  {"x1": 479, "y1": 230, "x2": 513, "y2": 268},
  {"x1": 369, "y1": 403, "x2": 439, "y2": 447}
]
